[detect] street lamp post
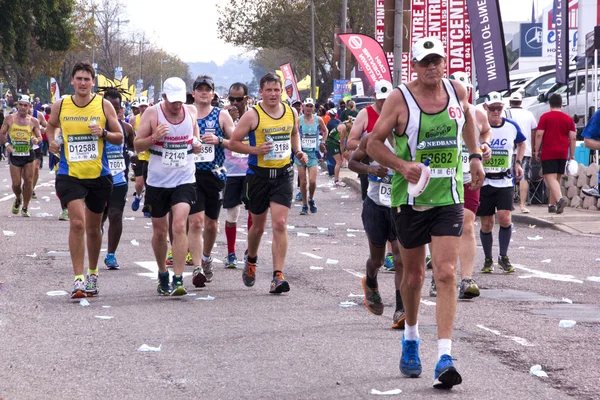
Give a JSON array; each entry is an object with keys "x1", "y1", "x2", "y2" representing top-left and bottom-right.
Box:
[{"x1": 310, "y1": 0, "x2": 316, "y2": 99}]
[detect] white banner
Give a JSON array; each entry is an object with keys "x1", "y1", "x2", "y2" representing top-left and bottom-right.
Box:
[{"x1": 542, "y1": 0, "x2": 578, "y2": 58}]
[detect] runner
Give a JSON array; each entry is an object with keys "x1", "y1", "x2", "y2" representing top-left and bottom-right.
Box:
[
  {"x1": 367, "y1": 37, "x2": 485, "y2": 389},
  {"x1": 102, "y1": 89, "x2": 135, "y2": 270},
  {"x1": 131, "y1": 97, "x2": 150, "y2": 216},
  {"x1": 187, "y1": 75, "x2": 235, "y2": 287},
  {"x1": 478, "y1": 92, "x2": 526, "y2": 274},
  {"x1": 349, "y1": 134, "x2": 405, "y2": 329},
  {"x1": 29, "y1": 102, "x2": 47, "y2": 199},
  {"x1": 325, "y1": 115, "x2": 353, "y2": 186},
  {"x1": 134, "y1": 77, "x2": 201, "y2": 296},
  {"x1": 297, "y1": 97, "x2": 328, "y2": 215},
  {"x1": 223, "y1": 82, "x2": 252, "y2": 269},
  {"x1": 229, "y1": 72, "x2": 308, "y2": 294},
  {"x1": 0, "y1": 94, "x2": 42, "y2": 217},
  {"x1": 46, "y1": 62, "x2": 123, "y2": 299}
]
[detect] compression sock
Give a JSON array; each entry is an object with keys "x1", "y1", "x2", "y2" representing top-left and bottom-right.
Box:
[
  {"x1": 225, "y1": 224, "x2": 236, "y2": 254},
  {"x1": 395, "y1": 290, "x2": 404, "y2": 312},
  {"x1": 480, "y1": 230, "x2": 493, "y2": 260},
  {"x1": 498, "y1": 225, "x2": 512, "y2": 257}
]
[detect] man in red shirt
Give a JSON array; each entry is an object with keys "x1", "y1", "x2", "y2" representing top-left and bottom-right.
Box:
[{"x1": 534, "y1": 93, "x2": 576, "y2": 214}]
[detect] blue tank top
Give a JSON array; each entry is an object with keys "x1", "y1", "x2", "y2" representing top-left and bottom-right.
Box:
[
  {"x1": 195, "y1": 107, "x2": 226, "y2": 176},
  {"x1": 105, "y1": 121, "x2": 127, "y2": 186},
  {"x1": 299, "y1": 115, "x2": 319, "y2": 151}
]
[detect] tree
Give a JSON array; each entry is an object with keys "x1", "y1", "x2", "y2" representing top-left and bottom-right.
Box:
[{"x1": 217, "y1": 0, "x2": 374, "y2": 103}]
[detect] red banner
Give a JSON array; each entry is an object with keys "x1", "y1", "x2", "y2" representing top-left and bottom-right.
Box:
[
  {"x1": 338, "y1": 33, "x2": 392, "y2": 87},
  {"x1": 279, "y1": 63, "x2": 300, "y2": 103}
]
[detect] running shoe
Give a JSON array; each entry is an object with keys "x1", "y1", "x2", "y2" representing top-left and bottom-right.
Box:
[
  {"x1": 166, "y1": 249, "x2": 173, "y2": 266},
  {"x1": 383, "y1": 252, "x2": 395, "y2": 272},
  {"x1": 498, "y1": 255, "x2": 515, "y2": 273},
  {"x1": 131, "y1": 194, "x2": 142, "y2": 211},
  {"x1": 269, "y1": 271, "x2": 290, "y2": 294},
  {"x1": 84, "y1": 274, "x2": 99, "y2": 297},
  {"x1": 32, "y1": 191, "x2": 37, "y2": 199},
  {"x1": 334, "y1": 180, "x2": 346, "y2": 187},
  {"x1": 295, "y1": 191, "x2": 302, "y2": 201},
  {"x1": 192, "y1": 265, "x2": 207, "y2": 288},
  {"x1": 170, "y1": 275, "x2": 187, "y2": 296},
  {"x1": 399, "y1": 335, "x2": 422, "y2": 378},
  {"x1": 104, "y1": 253, "x2": 120, "y2": 270},
  {"x1": 481, "y1": 258, "x2": 494, "y2": 273},
  {"x1": 555, "y1": 197, "x2": 568, "y2": 214},
  {"x1": 11, "y1": 197, "x2": 21, "y2": 214},
  {"x1": 426, "y1": 255, "x2": 433, "y2": 270},
  {"x1": 71, "y1": 279, "x2": 86, "y2": 299},
  {"x1": 224, "y1": 252, "x2": 237, "y2": 269},
  {"x1": 548, "y1": 204, "x2": 556, "y2": 213},
  {"x1": 21, "y1": 208, "x2": 31, "y2": 217},
  {"x1": 143, "y1": 211, "x2": 151, "y2": 218},
  {"x1": 433, "y1": 355, "x2": 462, "y2": 389},
  {"x1": 458, "y1": 278, "x2": 480, "y2": 299},
  {"x1": 157, "y1": 273, "x2": 171, "y2": 296},
  {"x1": 429, "y1": 276, "x2": 437, "y2": 297},
  {"x1": 299, "y1": 205, "x2": 308, "y2": 215},
  {"x1": 308, "y1": 199, "x2": 317, "y2": 213},
  {"x1": 202, "y1": 257, "x2": 214, "y2": 282},
  {"x1": 243, "y1": 260, "x2": 256, "y2": 287},
  {"x1": 361, "y1": 276, "x2": 384, "y2": 315},
  {"x1": 582, "y1": 186, "x2": 600, "y2": 197},
  {"x1": 392, "y1": 309, "x2": 406, "y2": 330},
  {"x1": 185, "y1": 252, "x2": 194, "y2": 266},
  {"x1": 59, "y1": 209, "x2": 69, "y2": 221}
]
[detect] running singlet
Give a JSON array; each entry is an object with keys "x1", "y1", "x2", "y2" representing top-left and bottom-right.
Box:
[
  {"x1": 8, "y1": 121, "x2": 34, "y2": 157},
  {"x1": 147, "y1": 104, "x2": 196, "y2": 188},
  {"x1": 195, "y1": 107, "x2": 226, "y2": 171},
  {"x1": 224, "y1": 120, "x2": 249, "y2": 177},
  {"x1": 461, "y1": 106, "x2": 481, "y2": 185},
  {"x1": 134, "y1": 114, "x2": 150, "y2": 162},
  {"x1": 326, "y1": 124, "x2": 343, "y2": 146},
  {"x1": 58, "y1": 95, "x2": 110, "y2": 179},
  {"x1": 392, "y1": 79, "x2": 465, "y2": 207},
  {"x1": 105, "y1": 122, "x2": 127, "y2": 185},
  {"x1": 248, "y1": 102, "x2": 294, "y2": 171},
  {"x1": 31, "y1": 109, "x2": 41, "y2": 150},
  {"x1": 367, "y1": 138, "x2": 395, "y2": 207},
  {"x1": 299, "y1": 115, "x2": 319, "y2": 151},
  {"x1": 365, "y1": 105, "x2": 379, "y2": 134},
  {"x1": 483, "y1": 118, "x2": 526, "y2": 189}
]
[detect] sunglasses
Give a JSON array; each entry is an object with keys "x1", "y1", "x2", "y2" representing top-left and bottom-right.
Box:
[
  {"x1": 304, "y1": 104, "x2": 314, "y2": 107},
  {"x1": 487, "y1": 105, "x2": 503, "y2": 112},
  {"x1": 193, "y1": 78, "x2": 214, "y2": 91},
  {"x1": 228, "y1": 96, "x2": 247, "y2": 103},
  {"x1": 415, "y1": 55, "x2": 444, "y2": 68}
]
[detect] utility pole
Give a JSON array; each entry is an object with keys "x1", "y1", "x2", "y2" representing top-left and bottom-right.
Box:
[
  {"x1": 135, "y1": 33, "x2": 150, "y2": 80},
  {"x1": 393, "y1": 0, "x2": 404, "y2": 86},
  {"x1": 115, "y1": 18, "x2": 129, "y2": 68},
  {"x1": 340, "y1": 0, "x2": 347, "y2": 80},
  {"x1": 311, "y1": 0, "x2": 316, "y2": 98}
]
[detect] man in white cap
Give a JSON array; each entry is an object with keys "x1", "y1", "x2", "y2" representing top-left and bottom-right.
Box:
[
  {"x1": 134, "y1": 77, "x2": 202, "y2": 296},
  {"x1": 131, "y1": 96, "x2": 151, "y2": 217},
  {"x1": 296, "y1": 97, "x2": 328, "y2": 215},
  {"x1": 504, "y1": 91, "x2": 537, "y2": 213},
  {"x1": 368, "y1": 36, "x2": 485, "y2": 389},
  {"x1": 478, "y1": 92, "x2": 526, "y2": 275}
]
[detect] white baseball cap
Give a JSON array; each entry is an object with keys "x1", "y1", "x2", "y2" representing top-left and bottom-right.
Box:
[
  {"x1": 327, "y1": 108, "x2": 337, "y2": 115},
  {"x1": 485, "y1": 91, "x2": 504, "y2": 106},
  {"x1": 17, "y1": 94, "x2": 31, "y2": 104},
  {"x1": 303, "y1": 98, "x2": 315, "y2": 105},
  {"x1": 374, "y1": 80, "x2": 393, "y2": 100},
  {"x1": 449, "y1": 71, "x2": 473, "y2": 88},
  {"x1": 412, "y1": 37, "x2": 446, "y2": 62},
  {"x1": 509, "y1": 92, "x2": 523, "y2": 101},
  {"x1": 138, "y1": 96, "x2": 149, "y2": 107},
  {"x1": 131, "y1": 101, "x2": 140, "y2": 108},
  {"x1": 162, "y1": 77, "x2": 187, "y2": 103}
]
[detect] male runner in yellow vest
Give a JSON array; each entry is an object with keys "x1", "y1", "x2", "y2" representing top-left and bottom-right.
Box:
[{"x1": 46, "y1": 62, "x2": 123, "y2": 299}]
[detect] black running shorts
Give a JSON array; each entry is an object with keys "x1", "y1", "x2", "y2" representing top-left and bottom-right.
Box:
[
  {"x1": 55, "y1": 174, "x2": 113, "y2": 214},
  {"x1": 190, "y1": 171, "x2": 225, "y2": 219},
  {"x1": 223, "y1": 175, "x2": 248, "y2": 209},
  {"x1": 391, "y1": 204, "x2": 464, "y2": 249},
  {"x1": 246, "y1": 171, "x2": 293, "y2": 215},
  {"x1": 9, "y1": 152, "x2": 35, "y2": 167},
  {"x1": 133, "y1": 159, "x2": 147, "y2": 177},
  {"x1": 477, "y1": 186, "x2": 515, "y2": 216},
  {"x1": 145, "y1": 183, "x2": 196, "y2": 219},
  {"x1": 107, "y1": 183, "x2": 128, "y2": 211},
  {"x1": 541, "y1": 159, "x2": 567, "y2": 175},
  {"x1": 362, "y1": 196, "x2": 397, "y2": 247}
]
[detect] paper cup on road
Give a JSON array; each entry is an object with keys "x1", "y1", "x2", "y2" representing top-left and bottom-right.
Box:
[{"x1": 566, "y1": 159, "x2": 578, "y2": 176}]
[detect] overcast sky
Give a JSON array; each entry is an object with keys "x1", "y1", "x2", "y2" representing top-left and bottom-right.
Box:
[{"x1": 118, "y1": 0, "x2": 555, "y2": 65}]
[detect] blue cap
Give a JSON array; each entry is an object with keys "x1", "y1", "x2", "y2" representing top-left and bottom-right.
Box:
[{"x1": 423, "y1": 158, "x2": 431, "y2": 167}]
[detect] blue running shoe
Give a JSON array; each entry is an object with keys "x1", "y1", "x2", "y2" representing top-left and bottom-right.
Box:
[
  {"x1": 383, "y1": 252, "x2": 395, "y2": 272},
  {"x1": 299, "y1": 205, "x2": 308, "y2": 215},
  {"x1": 399, "y1": 335, "x2": 422, "y2": 378},
  {"x1": 295, "y1": 191, "x2": 302, "y2": 201},
  {"x1": 104, "y1": 253, "x2": 120, "y2": 270},
  {"x1": 308, "y1": 199, "x2": 317, "y2": 213},
  {"x1": 225, "y1": 252, "x2": 238, "y2": 269},
  {"x1": 433, "y1": 355, "x2": 462, "y2": 389},
  {"x1": 143, "y1": 211, "x2": 151, "y2": 218},
  {"x1": 131, "y1": 194, "x2": 142, "y2": 211}
]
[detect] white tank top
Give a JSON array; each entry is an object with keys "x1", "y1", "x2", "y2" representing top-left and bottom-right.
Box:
[
  {"x1": 147, "y1": 104, "x2": 196, "y2": 188},
  {"x1": 462, "y1": 106, "x2": 481, "y2": 185},
  {"x1": 366, "y1": 138, "x2": 394, "y2": 207}
]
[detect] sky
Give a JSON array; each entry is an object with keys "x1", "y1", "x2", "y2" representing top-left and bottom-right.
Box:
[{"x1": 117, "y1": 0, "x2": 555, "y2": 65}]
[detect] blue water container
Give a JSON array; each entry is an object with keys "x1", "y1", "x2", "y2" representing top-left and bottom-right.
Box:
[{"x1": 574, "y1": 141, "x2": 591, "y2": 166}]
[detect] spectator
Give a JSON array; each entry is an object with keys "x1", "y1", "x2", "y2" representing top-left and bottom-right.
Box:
[
  {"x1": 337, "y1": 100, "x2": 346, "y2": 119},
  {"x1": 340, "y1": 100, "x2": 358, "y2": 122},
  {"x1": 582, "y1": 108, "x2": 600, "y2": 197},
  {"x1": 33, "y1": 97, "x2": 43, "y2": 111},
  {"x1": 534, "y1": 93, "x2": 576, "y2": 214}
]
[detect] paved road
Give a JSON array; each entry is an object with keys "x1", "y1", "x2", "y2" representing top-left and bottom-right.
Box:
[{"x1": 1, "y1": 161, "x2": 599, "y2": 399}]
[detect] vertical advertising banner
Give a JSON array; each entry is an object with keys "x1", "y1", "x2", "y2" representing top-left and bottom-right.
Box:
[
  {"x1": 279, "y1": 63, "x2": 300, "y2": 103},
  {"x1": 114, "y1": 67, "x2": 123, "y2": 81},
  {"x1": 333, "y1": 80, "x2": 352, "y2": 104},
  {"x1": 375, "y1": 0, "x2": 395, "y2": 74},
  {"x1": 543, "y1": 1, "x2": 578, "y2": 58},
  {"x1": 466, "y1": 0, "x2": 509, "y2": 95},
  {"x1": 50, "y1": 78, "x2": 60, "y2": 103},
  {"x1": 136, "y1": 79, "x2": 143, "y2": 94},
  {"x1": 338, "y1": 34, "x2": 392, "y2": 87},
  {"x1": 555, "y1": 0, "x2": 569, "y2": 84}
]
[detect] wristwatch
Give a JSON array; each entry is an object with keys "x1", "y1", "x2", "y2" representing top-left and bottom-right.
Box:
[
  {"x1": 101, "y1": 129, "x2": 108, "y2": 138},
  {"x1": 515, "y1": 159, "x2": 522, "y2": 165},
  {"x1": 468, "y1": 153, "x2": 482, "y2": 161},
  {"x1": 218, "y1": 136, "x2": 224, "y2": 145}
]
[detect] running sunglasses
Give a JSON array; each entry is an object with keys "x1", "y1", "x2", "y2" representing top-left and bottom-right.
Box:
[
  {"x1": 193, "y1": 78, "x2": 214, "y2": 90},
  {"x1": 487, "y1": 105, "x2": 503, "y2": 112},
  {"x1": 228, "y1": 95, "x2": 247, "y2": 103},
  {"x1": 414, "y1": 55, "x2": 444, "y2": 68}
]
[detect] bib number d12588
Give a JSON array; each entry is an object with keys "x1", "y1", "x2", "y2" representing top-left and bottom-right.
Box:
[
  {"x1": 162, "y1": 142, "x2": 188, "y2": 169},
  {"x1": 68, "y1": 134, "x2": 99, "y2": 162}
]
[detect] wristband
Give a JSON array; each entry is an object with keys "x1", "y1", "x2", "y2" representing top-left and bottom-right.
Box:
[
  {"x1": 469, "y1": 153, "x2": 482, "y2": 161},
  {"x1": 481, "y1": 141, "x2": 490, "y2": 148},
  {"x1": 515, "y1": 159, "x2": 522, "y2": 165},
  {"x1": 102, "y1": 129, "x2": 108, "y2": 138}
]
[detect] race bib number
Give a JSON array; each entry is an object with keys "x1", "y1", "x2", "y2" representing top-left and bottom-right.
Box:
[
  {"x1": 416, "y1": 138, "x2": 458, "y2": 178},
  {"x1": 194, "y1": 143, "x2": 215, "y2": 163},
  {"x1": 67, "y1": 134, "x2": 99, "y2": 162},
  {"x1": 378, "y1": 175, "x2": 393, "y2": 207},
  {"x1": 162, "y1": 142, "x2": 188, "y2": 169},
  {"x1": 13, "y1": 140, "x2": 30, "y2": 157},
  {"x1": 461, "y1": 145, "x2": 469, "y2": 171},
  {"x1": 301, "y1": 136, "x2": 317, "y2": 151},
  {"x1": 264, "y1": 135, "x2": 291, "y2": 161},
  {"x1": 108, "y1": 152, "x2": 126, "y2": 176},
  {"x1": 483, "y1": 149, "x2": 509, "y2": 173},
  {"x1": 448, "y1": 106, "x2": 463, "y2": 120}
]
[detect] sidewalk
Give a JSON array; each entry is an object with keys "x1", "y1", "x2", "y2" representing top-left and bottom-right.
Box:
[{"x1": 339, "y1": 168, "x2": 600, "y2": 236}]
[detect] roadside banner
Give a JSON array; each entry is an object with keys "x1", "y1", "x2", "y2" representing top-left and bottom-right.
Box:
[
  {"x1": 50, "y1": 78, "x2": 60, "y2": 103},
  {"x1": 466, "y1": 0, "x2": 510, "y2": 95},
  {"x1": 555, "y1": 0, "x2": 569, "y2": 84},
  {"x1": 338, "y1": 33, "x2": 392, "y2": 87},
  {"x1": 333, "y1": 80, "x2": 352, "y2": 104},
  {"x1": 279, "y1": 63, "x2": 300, "y2": 103}
]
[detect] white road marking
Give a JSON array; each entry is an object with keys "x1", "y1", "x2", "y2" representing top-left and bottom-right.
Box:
[
  {"x1": 513, "y1": 264, "x2": 583, "y2": 283},
  {"x1": 477, "y1": 324, "x2": 535, "y2": 347},
  {"x1": 300, "y1": 252, "x2": 322, "y2": 260},
  {"x1": 343, "y1": 269, "x2": 365, "y2": 278},
  {"x1": 135, "y1": 261, "x2": 192, "y2": 278},
  {"x1": 0, "y1": 179, "x2": 55, "y2": 202},
  {"x1": 420, "y1": 299, "x2": 436, "y2": 306}
]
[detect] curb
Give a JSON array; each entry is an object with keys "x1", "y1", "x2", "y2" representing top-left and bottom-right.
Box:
[{"x1": 342, "y1": 176, "x2": 361, "y2": 193}]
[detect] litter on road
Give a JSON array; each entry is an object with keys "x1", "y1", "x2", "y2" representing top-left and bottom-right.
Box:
[
  {"x1": 558, "y1": 320, "x2": 576, "y2": 328},
  {"x1": 46, "y1": 290, "x2": 68, "y2": 296},
  {"x1": 80, "y1": 299, "x2": 90, "y2": 307},
  {"x1": 95, "y1": 316, "x2": 114, "y2": 320},
  {"x1": 339, "y1": 301, "x2": 358, "y2": 308},
  {"x1": 130, "y1": 239, "x2": 140, "y2": 246},
  {"x1": 3, "y1": 231, "x2": 16, "y2": 236},
  {"x1": 138, "y1": 344, "x2": 162, "y2": 352},
  {"x1": 530, "y1": 365, "x2": 548, "y2": 378},
  {"x1": 326, "y1": 259, "x2": 339, "y2": 264},
  {"x1": 196, "y1": 295, "x2": 215, "y2": 301},
  {"x1": 527, "y1": 236, "x2": 543, "y2": 241},
  {"x1": 371, "y1": 389, "x2": 402, "y2": 396}
]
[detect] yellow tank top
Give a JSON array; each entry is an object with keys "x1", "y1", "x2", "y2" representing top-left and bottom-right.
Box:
[
  {"x1": 249, "y1": 102, "x2": 295, "y2": 169},
  {"x1": 58, "y1": 94, "x2": 110, "y2": 179},
  {"x1": 8, "y1": 120, "x2": 34, "y2": 157},
  {"x1": 134, "y1": 114, "x2": 150, "y2": 161}
]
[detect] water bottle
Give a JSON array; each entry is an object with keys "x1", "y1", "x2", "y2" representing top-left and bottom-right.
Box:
[
  {"x1": 265, "y1": 135, "x2": 275, "y2": 158},
  {"x1": 193, "y1": 137, "x2": 201, "y2": 146},
  {"x1": 407, "y1": 158, "x2": 431, "y2": 198},
  {"x1": 127, "y1": 150, "x2": 135, "y2": 157},
  {"x1": 55, "y1": 135, "x2": 63, "y2": 145}
]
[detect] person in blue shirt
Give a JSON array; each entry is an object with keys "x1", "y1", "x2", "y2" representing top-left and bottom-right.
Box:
[{"x1": 582, "y1": 109, "x2": 600, "y2": 197}]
